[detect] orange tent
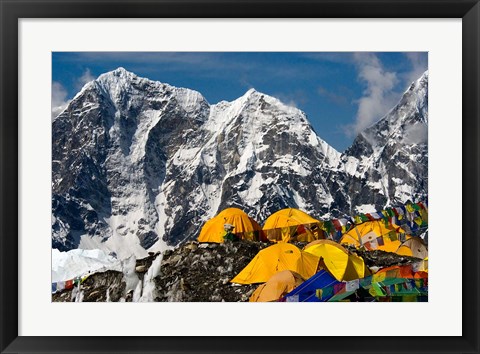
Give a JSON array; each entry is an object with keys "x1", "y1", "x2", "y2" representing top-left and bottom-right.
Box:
[{"x1": 249, "y1": 270, "x2": 304, "y2": 302}]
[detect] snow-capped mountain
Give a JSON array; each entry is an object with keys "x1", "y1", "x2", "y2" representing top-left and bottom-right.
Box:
[
  {"x1": 330, "y1": 71, "x2": 428, "y2": 215},
  {"x1": 52, "y1": 68, "x2": 428, "y2": 257}
]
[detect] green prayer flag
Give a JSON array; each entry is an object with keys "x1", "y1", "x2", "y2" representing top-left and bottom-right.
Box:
[
  {"x1": 324, "y1": 220, "x2": 333, "y2": 233},
  {"x1": 369, "y1": 283, "x2": 386, "y2": 297},
  {"x1": 388, "y1": 231, "x2": 398, "y2": 241}
]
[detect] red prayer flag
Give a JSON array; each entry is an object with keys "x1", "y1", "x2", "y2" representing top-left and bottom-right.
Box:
[
  {"x1": 332, "y1": 219, "x2": 342, "y2": 231},
  {"x1": 65, "y1": 279, "x2": 74, "y2": 290}
]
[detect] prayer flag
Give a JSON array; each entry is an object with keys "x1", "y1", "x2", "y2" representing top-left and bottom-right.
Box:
[
  {"x1": 324, "y1": 286, "x2": 335, "y2": 298},
  {"x1": 388, "y1": 231, "x2": 398, "y2": 241},
  {"x1": 332, "y1": 219, "x2": 342, "y2": 231},
  {"x1": 286, "y1": 294, "x2": 299, "y2": 302},
  {"x1": 57, "y1": 281, "x2": 65, "y2": 291},
  {"x1": 369, "y1": 283, "x2": 385, "y2": 297},
  {"x1": 377, "y1": 236, "x2": 385, "y2": 246},
  {"x1": 324, "y1": 220, "x2": 334, "y2": 233},
  {"x1": 65, "y1": 279, "x2": 74, "y2": 290},
  {"x1": 414, "y1": 217, "x2": 423, "y2": 226},
  {"x1": 346, "y1": 279, "x2": 360, "y2": 292},
  {"x1": 334, "y1": 283, "x2": 346, "y2": 294}
]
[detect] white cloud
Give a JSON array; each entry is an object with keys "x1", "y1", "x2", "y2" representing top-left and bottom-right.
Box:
[
  {"x1": 274, "y1": 90, "x2": 308, "y2": 109},
  {"x1": 52, "y1": 68, "x2": 97, "y2": 119},
  {"x1": 350, "y1": 53, "x2": 398, "y2": 135},
  {"x1": 51, "y1": 81, "x2": 70, "y2": 119},
  {"x1": 404, "y1": 52, "x2": 428, "y2": 86},
  {"x1": 75, "y1": 68, "x2": 96, "y2": 91}
]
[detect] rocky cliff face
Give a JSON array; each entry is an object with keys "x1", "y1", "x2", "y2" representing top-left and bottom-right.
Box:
[
  {"x1": 52, "y1": 68, "x2": 428, "y2": 256},
  {"x1": 331, "y1": 71, "x2": 428, "y2": 215}
]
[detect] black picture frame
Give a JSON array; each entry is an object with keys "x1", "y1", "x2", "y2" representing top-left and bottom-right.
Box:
[{"x1": 1, "y1": 1, "x2": 479, "y2": 353}]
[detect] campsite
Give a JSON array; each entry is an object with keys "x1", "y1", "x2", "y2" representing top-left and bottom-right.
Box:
[{"x1": 53, "y1": 202, "x2": 428, "y2": 302}]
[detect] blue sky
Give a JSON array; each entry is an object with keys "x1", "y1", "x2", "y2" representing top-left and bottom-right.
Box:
[{"x1": 52, "y1": 52, "x2": 427, "y2": 152}]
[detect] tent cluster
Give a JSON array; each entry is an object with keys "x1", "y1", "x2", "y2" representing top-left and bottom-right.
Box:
[
  {"x1": 197, "y1": 201, "x2": 427, "y2": 245},
  {"x1": 197, "y1": 205, "x2": 428, "y2": 302},
  {"x1": 231, "y1": 240, "x2": 428, "y2": 302},
  {"x1": 197, "y1": 207, "x2": 326, "y2": 244}
]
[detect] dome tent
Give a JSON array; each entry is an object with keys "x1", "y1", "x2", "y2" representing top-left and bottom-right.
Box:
[
  {"x1": 230, "y1": 243, "x2": 319, "y2": 285},
  {"x1": 396, "y1": 237, "x2": 428, "y2": 259},
  {"x1": 304, "y1": 240, "x2": 366, "y2": 281},
  {"x1": 263, "y1": 208, "x2": 324, "y2": 243},
  {"x1": 249, "y1": 270, "x2": 305, "y2": 302},
  {"x1": 197, "y1": 208, "x2": 264, "y2": 243},
  {"x1": 340, "y1": 220, "x2": 409, "y2": 253}
]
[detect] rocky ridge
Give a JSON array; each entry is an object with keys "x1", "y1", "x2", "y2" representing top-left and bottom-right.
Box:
[{"x1": 53, "y1": 240, "x2": 422, "y2": 302}]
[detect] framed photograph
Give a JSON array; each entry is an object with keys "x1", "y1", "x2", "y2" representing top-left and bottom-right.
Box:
[{"x1": 1, "y1": 1, "x2": 478, "y2": 353}]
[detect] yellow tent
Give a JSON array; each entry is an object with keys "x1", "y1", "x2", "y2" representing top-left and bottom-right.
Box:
[
  {"x1": 263, "y1": 208, "x2": 324, "y2": 243},
  {"x1": 396, "y1": 237, "x2": 428, "y2": 259},
  {"x1": 304, "y1": 240, "x2": 366, "y2": 281},
  {"x1": 230, "y1": 243, "x2": 320, "y2": 284},
  {"x1": 197, "y1": 208, "x2": 263, "y2": 243},
  {"x1": 303, "y1": 239, "x2": 331, "y2": 251},
  {"x1": 249, "y1": 270, "x2": 304, "y2": 302},
  {"x1": 340, "y1": 220, "x2": 409, "y2": 253}
]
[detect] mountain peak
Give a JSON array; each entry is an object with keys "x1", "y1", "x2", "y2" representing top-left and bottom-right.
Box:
[
  {"x1": 97, "y1": 67, "x2": 138, "y2": 83},
  {"x1": 112, "y1": 67, "x2": 129, "y2": 75}
]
